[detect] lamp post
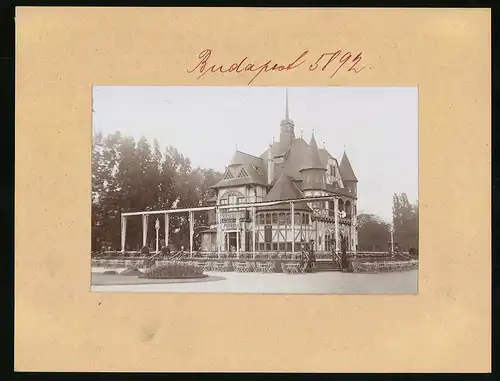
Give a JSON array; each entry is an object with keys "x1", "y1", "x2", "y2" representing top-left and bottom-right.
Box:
[
  {"x1": 155, "y1": 218, "x2": 160, "y2": 255},
  {"x1": 236, "y1": 217, "x2": 240, "y2": 259},
  {"x1": 221, "y1": 223, "x2": 226, "y2": 257},
  {"x1": 352, "y1": 220, "x2": 357, "y2": 254},
  {"x1": 389, "y1": 225, "x2": 394, "y2": 256}
]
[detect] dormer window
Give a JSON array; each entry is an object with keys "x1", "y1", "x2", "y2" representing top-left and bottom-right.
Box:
[
  {"x1": 223, "y1": 169, "x2": 234, "y2": 180},
  {"x1": 238, "y1": 167, "x2": 249, "y2": 178},
  {"x1": 329, "y1": 165, "x2": 335, "y2": 176}
]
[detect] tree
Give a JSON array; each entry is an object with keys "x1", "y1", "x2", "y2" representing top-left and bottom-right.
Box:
[
  {"x1": 91, "y1": 131, "x2": 124, "y2": 250},
  {"x1": 392, "y1": 193, "x2": 419, "y2": 251},
  {"x1": 91, "y1": 133, "x2": 223, "y2": 252},
  {"x1": 357, "y1": 213, "x2": 391, "y2": 252}
]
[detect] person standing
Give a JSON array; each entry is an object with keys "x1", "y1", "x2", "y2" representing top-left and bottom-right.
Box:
[
  {"x1": 309, "y1": 247, "x2": 316, "y2": 273},
  {"x1": 340, "y1": 236, "x2": 349, "y2": 272}
]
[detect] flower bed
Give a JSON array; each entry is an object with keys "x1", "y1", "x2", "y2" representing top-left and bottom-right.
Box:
[
  {"x1": 352, "y1": 260, "x2": 418, "y2": 273},
  {"x1": 119, "y1": 266, "x2": 144, "y2": 276},
  {"x1": 140, "y1": 261, "x2": 206, "y2": 279}
]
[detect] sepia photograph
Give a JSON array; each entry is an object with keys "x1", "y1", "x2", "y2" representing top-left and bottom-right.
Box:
[{"x1": 91, "y1": 86, "x2": 418, "y2": 294}]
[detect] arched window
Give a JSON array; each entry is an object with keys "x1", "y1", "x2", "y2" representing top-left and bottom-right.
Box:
[
  {"x1": 294, "y1": 213, "x2": 301, "y2": 225},
  {"x1": 339, "y1": 199, "x2": 345, "y2": 212},
  {"x1": 285, "y1": 213, "x2": 291, "y2": 224},
  {"x1": 278, "y1": 213, "x2": 285, "y2": 224},
  {"x1": 259, "y1": 214, "x2": 265, "y2": 224},
  {"x1": 345, "y1": 201, "x2": 352, "y2": 216},
  {"x1": 220, "y1": 191, "x2": 245, "y2": 208},
  {"x1": 265, "y1": 213, "x2": 272, "y2": 225},
  {"x1": 272, "y1": 213, "x2": 277, "y2": 224}
]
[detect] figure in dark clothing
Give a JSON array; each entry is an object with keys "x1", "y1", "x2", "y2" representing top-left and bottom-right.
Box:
[
  {"x1": 309, "y1": 249, "x2": 316, "y2": 273},
  {"x1": 340, "y1": 237, "x2": 349, "y2": 272}
]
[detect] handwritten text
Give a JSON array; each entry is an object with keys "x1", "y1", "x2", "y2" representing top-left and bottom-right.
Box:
[{"x1": 187, "y1": 49, "x2": 366, "y2": 84}]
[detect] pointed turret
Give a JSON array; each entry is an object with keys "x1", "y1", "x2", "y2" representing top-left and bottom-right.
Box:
[
  {"x1": 299, "y1": 133, "x2": 326, "y2": 191},
  {"x1": 339, "y1": 150, "x2": 358, "y2": 197},
  {"x1": 299, "y1": 133, "x2": 325, "y2": 171},
  {"x1": 279, "y1": 89, "x2": 295, "y2": 151},
  {"x1": 339, "y1": 151, "x2": 358, "y2": 182}
]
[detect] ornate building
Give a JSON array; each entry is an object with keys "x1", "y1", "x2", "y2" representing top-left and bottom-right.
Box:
[{"x1": 200, "y1": 90, "x2": 359, "y2": 253}]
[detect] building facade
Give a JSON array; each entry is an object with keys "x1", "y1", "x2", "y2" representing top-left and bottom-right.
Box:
[{"x1": 200, "y1": 91, "x2": 359, "y2": 253}]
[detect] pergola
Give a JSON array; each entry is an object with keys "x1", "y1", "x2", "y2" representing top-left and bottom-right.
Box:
[{"x1": 120, "y1": 195, "x2": 347, "y2": 258}]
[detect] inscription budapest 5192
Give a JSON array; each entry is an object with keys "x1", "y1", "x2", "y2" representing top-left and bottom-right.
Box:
[{"x1": 187, "y1": 48, "x2": 366, "y2": 85}]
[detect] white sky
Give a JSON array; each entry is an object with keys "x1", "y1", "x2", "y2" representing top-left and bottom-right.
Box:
[{"x1": 93, "y1": 86, "x2": 418, "y2": 222}]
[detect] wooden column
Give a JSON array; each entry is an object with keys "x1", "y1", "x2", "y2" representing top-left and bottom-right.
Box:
[
  {"x1": 236, "y1": 220, "x2": 240, "y2": 259},
  {"x1": 334, "y1": 197, "x2": 340, "y2": 254},
  {"x1": 277, "y1": 212, "x2": 280, "y2": 252},
  {"x1": 164, "y1": 213, "x2": 169, "y2": 249},
  {"x1": 142, "y1": 214, "x2": 148, "y2": 247},
  {"x1": 189, "y1": 211, "x2": 194, "y2": 257},
  {"x1": 120, "y1": 215, "x2": 127, "y2": 254},
  {"x1": 291, "y1": 202, "x2": 295, "y2": 253},
  {"x1": 216, "y1": 207, "x2": 221, "y2": 257},
  {"x1": 252, "y1": 207, "x2": 256, "y2": 258}
]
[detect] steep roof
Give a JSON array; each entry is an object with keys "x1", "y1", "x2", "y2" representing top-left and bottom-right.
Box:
[
  {"x1": 339, "y1": 151, "x2": 358, "y2": 182},
  {"x1": 318, "y1": 148, "x2": 338, "y2": 167},
  {"x1": 260, "y1": 137, "x2": 309, "y2": 181},
  {"x1": 211, "y1": 163, "x2": 267, "y2": 188},
  {"x1": 230, "y1": 150, "x2": 264, "y2": 167},
  {"x1": 211, "y1": 151, "x2": 267, "y2": 188},
  {"x1": 260, "y1": 174, "x2": 311, "y2": 211},
  {"x1": 299, "y1": 134, "x2": 326, "y2": 172}
]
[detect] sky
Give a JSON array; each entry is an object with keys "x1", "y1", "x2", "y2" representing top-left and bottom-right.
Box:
[{"x1": 93, "y1": 86, "x2": 418, "y2": 223}]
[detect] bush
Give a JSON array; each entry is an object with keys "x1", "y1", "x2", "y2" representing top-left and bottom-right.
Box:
[
  {"x1": 103, "y1": 270, "x2": 118, "y2": 275},
  {"x1": 141, "y1": 246, "x2": 150, "y2": 255},
  {"x1": 409, "y1": 248, "x2": 418, "y2": 258},
  {"x1": 140, "y1": 261, "x2": 204, "y2": 279}
]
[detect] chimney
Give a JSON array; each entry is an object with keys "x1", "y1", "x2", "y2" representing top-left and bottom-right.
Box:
[{"x1": 267, "y1": 145, "x2": 274, "y2": 185}]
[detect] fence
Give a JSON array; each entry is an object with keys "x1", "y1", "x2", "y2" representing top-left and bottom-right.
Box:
[{"x1": 351, "y1": 260, "x2": 418, "y2": 273}]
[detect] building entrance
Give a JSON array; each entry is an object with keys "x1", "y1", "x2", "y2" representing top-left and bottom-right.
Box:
[{"x1": 225, "y1": 232, "x2": 241, "y2": 251}]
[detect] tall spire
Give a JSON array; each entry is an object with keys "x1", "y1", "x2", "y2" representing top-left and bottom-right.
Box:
[
  {"x1": 285, "y1": 88, "x2": 289, "y2": 119},
  {"x1": 279, "y1": 88, "x2": 295, "y2": 150}
]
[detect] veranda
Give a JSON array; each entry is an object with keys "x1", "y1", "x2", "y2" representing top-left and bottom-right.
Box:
[{"x1": 119, "y1": 195, "x2": 350, "y2": 259}]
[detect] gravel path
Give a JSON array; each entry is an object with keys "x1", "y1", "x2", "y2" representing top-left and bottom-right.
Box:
[{"x1": 91, "y1": 269, "x2": 418, "y2": 294}]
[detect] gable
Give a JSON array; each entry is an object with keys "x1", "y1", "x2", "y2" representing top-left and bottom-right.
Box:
[{"x1": 222, "y1": 168, "x2": 235, "y2": 180}]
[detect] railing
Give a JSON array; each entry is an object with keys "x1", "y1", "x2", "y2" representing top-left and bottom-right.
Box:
[
  {"x1": 92, "y1": 256, "x2": 419, "y2": 274},
  {"x1": 312, "y1": 209, "x2": 352, "y2": 220},
  {"x1": 220, "y1": 210, "x2": 249, "y2": 222},
  {"x1": 91, "y1": 250, "x2": 406, "y2": 260},
  {"x1": 91, "y1": 258, "x2": 148, "y2": 269}
]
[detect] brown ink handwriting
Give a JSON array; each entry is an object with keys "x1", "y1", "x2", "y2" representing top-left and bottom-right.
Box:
[{"x1": 187, "y1": 49, "x2": 366, "y2": 84}]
